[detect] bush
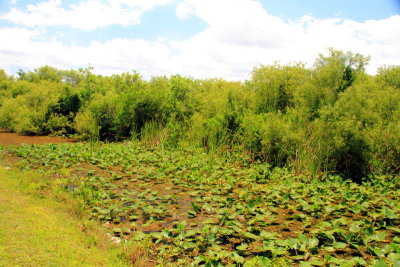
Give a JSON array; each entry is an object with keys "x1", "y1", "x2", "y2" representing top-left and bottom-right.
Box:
[
  {"x1": 0, "y1": 81, "x2": 61, "y2": 134},
  {"x1": 310, "y1": 116, "x2": 370, "y2": 183},
  {"x1": 89, "y1": 92, "x2": 119, "y2": 141},
  {"x1": 249, "y1": 64, "x2": 307, "y2": 114},
  {"x1": 369, "y1": 121, "x2": 400, "y2": 175},
  {"x1": 377, "y1": 65, "x2": 400, "y2": 89},
  {"x1": 201, "y1": 114, "x2": 231, "y2": 151},
  {"x1": 45, "y1": 114, "x2": 72, "y2": 136},
  {"x1": 240, "y1": 112, "x2": 304, "y2": 167},
  {"x1": 74, "y1": 110, "x2": 99, "y2": 141}
]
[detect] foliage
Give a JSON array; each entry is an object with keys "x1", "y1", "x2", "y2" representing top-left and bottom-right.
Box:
[
  {"x1": 377, "y1": 65, "x2": 400, "y2": 89},
  {"x1": 249, "y1": 63, "x2": 308, "y2": 114},
  {"x1": 312, "y1": 48, "x2": 369, "y2": 99},
  {"x1": 240, "y1": 112, "x2": 304, "y2": 166},
  {"x1": 0, "y1": 80, "x2": 62, "y2": 134},
  {"x1": 7, "y1": 142, "x2": 400, "y2": 266},
  {"x1": 0, "y1": 49, "x2": 399, "y2": 181}
]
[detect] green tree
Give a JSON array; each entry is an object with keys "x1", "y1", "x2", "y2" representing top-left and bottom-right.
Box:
[
  {"x1": 376, "y1": 65, "x2": 400, "y2": 89},
  {"x1": 312, "y1": 48, "x2": 369, "y2": 103},
  {"x1": 249, "y1": 63, "x2": 308, "y2": 114}
]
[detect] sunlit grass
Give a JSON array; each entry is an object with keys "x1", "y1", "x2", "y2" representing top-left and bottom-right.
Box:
[{"x1": 0, "y1": 167, "x2": 129, "y2": 267}]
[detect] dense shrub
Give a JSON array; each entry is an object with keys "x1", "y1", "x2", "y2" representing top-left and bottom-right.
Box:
[
  {"x1": 0, "y1": 81, "x2": 61, "y2": 134},
  {"x1": 0, "y1": 49, "x2": 398, "y2": 182},
  {"x1": 369, "y1": 121, "x2": 400, "y2": 174},
  {"x1": 377, "y1": 65, "x2": 400, "y2": 89},
  {"x1": 240, "y1": 112, "x2": 304, "y2": 167},
  {"x1": 310, "y1": 113, "x2": 370, "y2": 183},
  {"x1": 74, "y1": 110, "x2": 99, "y2": 140},
  {"x1": 249, "y1": 64, "x2": 307, "y2": 114}
]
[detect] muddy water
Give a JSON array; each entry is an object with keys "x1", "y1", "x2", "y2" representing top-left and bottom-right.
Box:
[{"x1": 0, "y1": 129, "x2": 73, "y2": 147}]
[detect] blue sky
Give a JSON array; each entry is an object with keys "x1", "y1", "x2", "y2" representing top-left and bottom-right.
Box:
[
  {"x1": 0, "y1": 0, "x2": 399, "y2": 79},
  {"x1": 261, "y1": 0, "x2": 399, "y2": 21}
]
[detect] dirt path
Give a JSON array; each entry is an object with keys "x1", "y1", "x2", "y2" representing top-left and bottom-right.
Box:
[{"x1": 0, "y1": 129, "x2": 73, "y2": 147}]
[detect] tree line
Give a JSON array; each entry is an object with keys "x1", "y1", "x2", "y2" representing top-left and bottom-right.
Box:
[{"x1": 1, "y1": 49, "x2": 399, "y2": 182}]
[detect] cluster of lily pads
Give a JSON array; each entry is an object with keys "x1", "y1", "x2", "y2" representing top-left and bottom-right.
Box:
[{"x1": 8, "y1": 142, "x2": 400, "y2": 266}]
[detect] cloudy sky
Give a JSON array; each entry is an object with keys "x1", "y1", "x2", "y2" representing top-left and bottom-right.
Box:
[{"x1": 0, "y1": 0, "x2": 399, "y2": 80}]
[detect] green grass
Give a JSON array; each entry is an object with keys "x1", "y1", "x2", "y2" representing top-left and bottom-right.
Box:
[{"x1": 0, "y1": 167, "x2": 129, "y2": 267}]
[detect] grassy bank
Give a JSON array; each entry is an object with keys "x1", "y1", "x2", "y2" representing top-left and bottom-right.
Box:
[{"x1": 0, "y1": 167, "x2": 130, "y2": 267}]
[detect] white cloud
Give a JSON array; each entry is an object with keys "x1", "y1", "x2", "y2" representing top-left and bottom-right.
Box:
[
  {"x1": 0, "y1": 26, "x2": 172, "y2": 77},
  {"x1": 0, "y1": 0, "x2": 399, "y2": 80},
  {"x1": 167, "y1": 0, "x2": 400, "y2": 78},
  {"x1": 0, "y1": 0, "x2": 174, "y2": 30},
  {"x1": 112, "y1": 0, "x2": 175, "y2": 10},
  {"x1": 175, "y1": 2, "x2": 193, "y2": 20}
]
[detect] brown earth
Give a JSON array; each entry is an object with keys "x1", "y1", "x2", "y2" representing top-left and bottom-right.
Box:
[{"x1": 0, "y1": 129, "x2": 73, "y2": 147}]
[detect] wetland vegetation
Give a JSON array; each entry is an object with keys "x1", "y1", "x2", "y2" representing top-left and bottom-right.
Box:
[{"x1": 0, "y1": 49, "x2": 399, "y2": 266}]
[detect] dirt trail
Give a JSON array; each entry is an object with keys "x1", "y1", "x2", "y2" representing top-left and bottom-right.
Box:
[{"x1": 0, "y1": 129, "x2": 73, "y2": 147}]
